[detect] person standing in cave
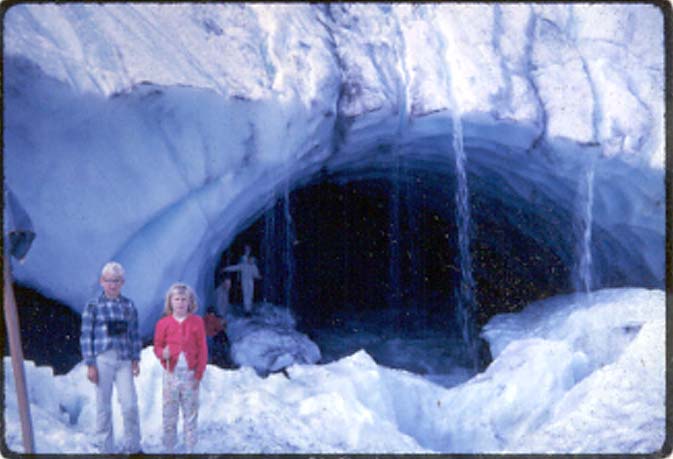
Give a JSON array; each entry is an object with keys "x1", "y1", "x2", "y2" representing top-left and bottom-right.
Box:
[
  {"x1": 203, "y1": 305, "x2": 230, "y2": 366},
  {"x1": 153, "y1": 283, "x2": 208, "y2": 454},
  {"x1": 79, "y1": 261, "x2": 143, "y2": 454},
  {"x1": 222, "y1": 245, "x2": 261, "y2": 316},
  {"x1": 215, "y1": 276, "x2": 231, "y2": 317}
]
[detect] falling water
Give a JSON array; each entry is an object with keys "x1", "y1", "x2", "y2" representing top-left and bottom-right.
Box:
[
  {"x1": 389, "y1": 20, "x2": 409, "y2": 312},
  {"x1": 283, "y1": 184, "x2": 295, "y2": 309},
  {"x1": 405, "y1": 170, "x2": 422, "y2": 308},
  {"x1": 452, "y1": 115, "x2": 480, "y2": 370},
  {"x1": 574, "y1": 159, "x2": 595, "y2": 293},
  {"x1": 262, "y1": 206, "x2": 275, "y2": 302},
  {"x1": 343, "y1": 189, "x2": 350, "y2": 305},
  {"x1": 389, "y1": 154, "x2": 402, "y2": 310}
]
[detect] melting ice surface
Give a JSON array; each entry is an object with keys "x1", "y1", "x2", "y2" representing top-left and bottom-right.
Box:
[
  {"x1": 4, "y1": 288, "x2": 665, "y2": 454},
  {"x1": 3, "y1": 3, "x2": 666, "y2": 336}
]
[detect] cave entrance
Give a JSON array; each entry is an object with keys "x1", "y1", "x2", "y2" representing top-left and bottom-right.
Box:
[
  {"x1": 214, "y1": 148, "x2": 573, "y2": 380},
  {"x1": 216, "y1": 162, "x2": 461, "y2": 328}
]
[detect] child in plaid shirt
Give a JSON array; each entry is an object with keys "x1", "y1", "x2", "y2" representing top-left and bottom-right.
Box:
[
  {"x1": 153, "y1": 283, "x2": 208, "y2": 453},
  {"x1": 79, "y1": 261, "x2": 142, "y2": 454}
]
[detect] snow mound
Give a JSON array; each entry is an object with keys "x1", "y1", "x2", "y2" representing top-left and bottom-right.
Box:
[
  {"x1": 482, "y1": 288, "x2": 664, "y2": 373},
  {"x1": 227, "y1": 303, "x2": 321, "y2": 374},
  {"x1": 3, "y1": 288, "x2": 665, "y2": 454},
  {"x1": 518, "y1": 318, "x2": 665, "y2": 453}
]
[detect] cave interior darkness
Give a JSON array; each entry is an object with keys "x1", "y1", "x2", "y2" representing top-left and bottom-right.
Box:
[
  {"x1": 9, "y1": 138, "x2": 644, "y2": 375},
  {"x1": 216, "y1": 145, "x2": 577, "y2": 351}
]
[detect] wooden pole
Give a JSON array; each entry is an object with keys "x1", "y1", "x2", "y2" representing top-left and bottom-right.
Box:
[{"x1": 3, "y1": 253, "x2": 35, "y2": 453}]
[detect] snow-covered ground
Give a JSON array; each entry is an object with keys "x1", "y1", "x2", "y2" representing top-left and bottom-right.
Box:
[
  {"x1": 4, "y1": 288, "x2": 665, "y2": 454},
  {"x1": 312, "y1": 307, "x2": 477, "y2": 389}
]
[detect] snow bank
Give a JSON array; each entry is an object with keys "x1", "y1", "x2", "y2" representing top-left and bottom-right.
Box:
[
  {"x1": 519, "y1": 319, "x2": 665, "y2": 452},
  {"x1": 482, "y1": 288, "x2": 666, "y2": 453},
  {"x1": 483, "y1": 288, "x2": 664, "y2": 373},
  {"x1": 227, "y1": 303, "x2": 321, "y2": 374},
  {"x1": 3, "y1": 288, "x2": 665, "y2": 454}
]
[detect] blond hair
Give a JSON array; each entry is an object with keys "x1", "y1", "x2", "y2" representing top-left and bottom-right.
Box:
[
  {"x1": 163, "y1": 283, "x2": 199, "y2": 316},
  {"x1": 101, "y1": 261, "x2": 125, "y2": 279}
]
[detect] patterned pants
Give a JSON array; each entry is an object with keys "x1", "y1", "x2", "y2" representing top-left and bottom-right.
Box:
[{"x1": 162, "y1": 366, "x2": 199, "y2": 453}]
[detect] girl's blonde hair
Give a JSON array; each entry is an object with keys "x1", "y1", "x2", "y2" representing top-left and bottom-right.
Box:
[{"x1": 163, "y1": 283, "x2": 199, "y2": 316}]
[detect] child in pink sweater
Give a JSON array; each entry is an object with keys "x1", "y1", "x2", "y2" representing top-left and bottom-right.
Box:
[{"x1": 153, "y1": 283, "x2": 207, "y2": 453}]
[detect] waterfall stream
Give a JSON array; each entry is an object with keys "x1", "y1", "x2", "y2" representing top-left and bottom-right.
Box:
[
  {"x1": 574, "y1": 158, "x2": 595, "y2": 293},
  {"x1": 388, "y1": 26, "x2": 409, "y2": 313},
  {"x1": 283, "y1": 184, "x2": 295, "y2": 309},
  {"x1": 452, "y1": 115, "x2": 480, "y2": 369},
  {"x1": 405, "y1": 171, "x2": 422, "y2": 308},
  {"x1": 389, "y1": 154, "x2": 402, "y2": 310},
  {"x1": 263, "y1": 206, "x2": 275, "y2": 302}
]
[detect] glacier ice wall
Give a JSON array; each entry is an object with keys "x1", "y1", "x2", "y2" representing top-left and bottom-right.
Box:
[{"x1": 3, "y1": 3, "x2": 666, "y2": 335}]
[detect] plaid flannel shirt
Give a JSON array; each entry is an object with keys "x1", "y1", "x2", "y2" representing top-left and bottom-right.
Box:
[{"x1": 80, "y1": 293, "x2": 142, "y2": 366}]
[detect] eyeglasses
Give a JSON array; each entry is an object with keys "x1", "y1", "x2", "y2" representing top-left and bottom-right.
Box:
[{"x1": 102, "y1": 278, "x2": 123, "y2": 284}]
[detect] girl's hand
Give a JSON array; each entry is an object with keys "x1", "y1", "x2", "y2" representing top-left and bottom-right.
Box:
[
  {"x1": 162, "y1": 345, "x2": 170, "y2": 360},
  {"x1": 87, "y1": 365, "x2": 99, "y2": 384}
]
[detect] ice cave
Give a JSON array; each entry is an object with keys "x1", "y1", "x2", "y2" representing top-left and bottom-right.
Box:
[{"x1": 2, "y1": 2, "x2": 668, "y2": 454}]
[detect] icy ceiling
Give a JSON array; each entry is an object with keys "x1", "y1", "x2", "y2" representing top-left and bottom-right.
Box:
[{"x1": 3, "y1": 3, "x2": 665, "y2": 335}]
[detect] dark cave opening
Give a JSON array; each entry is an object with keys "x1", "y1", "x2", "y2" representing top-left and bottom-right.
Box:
[
  {"x1": 216, "y1": 157, "x2": 572, "y2": 348},
  {"x1": 5, "y1": 285, "x2": 83, "y2": 375}
]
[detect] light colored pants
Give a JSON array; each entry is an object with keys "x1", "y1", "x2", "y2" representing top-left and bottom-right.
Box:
[
  {"x1": 242, "y1": 281, "x2": 253, "y2": 312},
  {"x1": 216, "y1": 284, "x2": 230, "y2": 315},
  {"x1": 163, "y1": 365, "x2": 199, "y2": 453},
  {"x1": 95, "y1": 349, "x2": 141, "y2": 454}
]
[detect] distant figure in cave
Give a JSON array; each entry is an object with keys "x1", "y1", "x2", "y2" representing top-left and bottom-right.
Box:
[
  {"x1": 203, "y1": 306, "x2": 231, "y2": 367},
  {"x1": 215, "y1": 276, "x2": 231, "y2": 317},
  {"x1": 239, "y1": 244, "x2": 253, "y2": 264},
  {"x1": 222, "y1": 245, "x2": 261, "y2": 316}
]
